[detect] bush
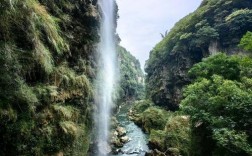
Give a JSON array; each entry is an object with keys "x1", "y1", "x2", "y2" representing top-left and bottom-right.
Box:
[
  {"x1": 141, "y1": 107, "x2": 168, "y2": 133},
  {"x1": 148, "y1": 114, "x2": 191, "y2": 156},
  {"x1": 181, "y1": 53, "x2": 252, "y2": 155},
  {"x1": 131, "y1": 100, "x2": 153, "y2": 114},
  {"x1": 131, "y1": 101, "x2": 191, "y2": 155}
]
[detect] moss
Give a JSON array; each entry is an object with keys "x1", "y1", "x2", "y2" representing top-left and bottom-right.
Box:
[
  {"x1": 141, "y1": 107, "x2": 169, "y2": 133},
  {"x1": 129, "y1": 100, "x2": 153, "y2": 126},
  {"x1": 164, "y1": 115, "x2": 191, "y2": 156},
  {"x1": 0, "y1": 105, "x2": 17, "y2": 123},
  {"x1": 17, "y1": 80, "x2": 39, "y2": 106},
  {"x1": 53, "y1": 62, "x2": 93, "y2": 99},
  {"x1": 131, "y1": 101, "x2": 191, "y2": 155},
  {"x1": 0, "y1": 0, "x2": 100, "y2": 155},
  {"x1": 145, "y1": 0, "x2": 252, "y2": 110},
  {"x1": 52, "y1": 104, "x2": 79, "y2": 121},
  {"x1": 148, "y1": 113, "x2": 191, "y2": 156},
  {"x1": 131, "y1": 100, "x2": 153, "y2": 114},
  {"x1": 149, "y1": 130, "x2": 166, "y2": 151},
  {"x1": 116, "y1": 46, "x2": 145, "y2": 102},
  {"x1": 60, "y1": 121, "x2": 78, "y2": 136},
  {"x1": 70, "y1": 124, "x2": 91, "y2": 156}
]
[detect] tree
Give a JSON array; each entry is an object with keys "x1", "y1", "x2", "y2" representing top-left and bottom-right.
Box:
[
  {"x1": 194, "y1": 26, "x2": 219, "y2": 47},
  {"x1": 239, "y1": 31, "x2": 252, "y2": 52},
  {"x1": 181, "y1": 53, "x2": 252, "y2": 156}
]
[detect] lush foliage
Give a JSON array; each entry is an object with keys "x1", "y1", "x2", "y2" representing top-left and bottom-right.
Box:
[
  {"x1": 140, "y1": 0, "x2": 252, "y2": 155},
  {"x1": 181, "y1": 53, "x2": 252, "y2": 155},
  {"x1": 117, "y1": 46, "x2": 145, "y2": 102},
  {"x1": 149, "y1": 115, "x2": 190, "y2": 156},
  {"x1": 130, "y1": 100, "x2": 191, "y2": 155},
  {"x1": 0, "y1": 0, "x2": 100, "y2": 155},
  {"x1": 239, "y1": 31, "x2": 252, "y2": 52},
  {"x1": 145, "y1": 0, "x2": 252, "y2": 110}
]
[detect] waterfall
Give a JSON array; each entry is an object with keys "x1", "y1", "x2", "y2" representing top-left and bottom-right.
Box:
[{"x1": 95, "y1": 0, "x2": 116, "y2": 155}]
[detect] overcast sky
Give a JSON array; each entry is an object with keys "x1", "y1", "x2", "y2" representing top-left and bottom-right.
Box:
[{"x1": 116, "y1": 0, "x2": 202, "y2": 70}]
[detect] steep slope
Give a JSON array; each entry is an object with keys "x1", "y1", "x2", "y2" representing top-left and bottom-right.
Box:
[
  {"x1": 0, "y1": 0, "x2": 145, "y2": 155},
  {"x1": 0, "y1": 0, "x2": 101, "y2": 155},
  {"x1": 145, "y1": 0, "x2": 252, "y2": 110},
  {"x1": 117, "y1": 46, "x2": 145, "y2": 103}
]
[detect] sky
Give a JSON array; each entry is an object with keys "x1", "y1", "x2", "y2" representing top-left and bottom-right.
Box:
[{"x1": 116, "y1": 0, "x2": 203, "y2": 70}]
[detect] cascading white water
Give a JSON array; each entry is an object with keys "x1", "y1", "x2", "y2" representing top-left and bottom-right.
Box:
[{"x1": 95, "y1": 0, "x2": 116, "y2": 155}]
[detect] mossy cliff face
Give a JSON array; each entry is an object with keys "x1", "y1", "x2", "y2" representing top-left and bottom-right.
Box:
[
  {"x1": 0, "y1": 0, "x2": 105, "y2": 155},
  {"x1": 145, "y1": 0, "x2": 252, "y2": 110},
  {"x1": 117, "y1": 46, "x2": 145, "y2": 103}
]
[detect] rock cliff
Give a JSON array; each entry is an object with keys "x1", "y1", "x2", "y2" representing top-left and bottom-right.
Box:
[{"x1": 145, "y1": 0, "x2": 252, "y2": 110}]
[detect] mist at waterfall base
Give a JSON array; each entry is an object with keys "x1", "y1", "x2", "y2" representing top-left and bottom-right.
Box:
[{"x1": 94, "y1": 0, "x2": 117, "y2": 155}]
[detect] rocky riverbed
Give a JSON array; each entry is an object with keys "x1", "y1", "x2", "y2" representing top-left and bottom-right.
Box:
[{"x1": 110, "y1": 103, "x2": 149, "y2": 156}]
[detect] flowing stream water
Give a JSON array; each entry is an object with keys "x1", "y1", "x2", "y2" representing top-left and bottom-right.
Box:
[
  {"x1": 95, "y1": 1, "x2": 149, "y2": 155},
  {"x1": 95, "y1": 0, "x2": 117, "y2": 155},
  {"x1": 111, "y1": 104, "x2": 149, "y2": 156}
]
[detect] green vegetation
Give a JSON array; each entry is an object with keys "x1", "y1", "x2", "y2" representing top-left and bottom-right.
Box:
[
  {"x1": 145, "y1": 0, "x2": 252, "y2": 110},
  {"x1": 2, "y1": 0, "x2": 252, "y2": 155},
  {"x1": 130, "y1": 100, "x2": 191, "y2": 156},
  {"x1": 134, "y1": 54, "x2": 252, "y2": 156},
  {"x1": 140, "y1": 0, "x2": 252, "y2": 155},
  {"x1": 149, "y1": 115, "x2": 190, "y2": 156},
  {"x1": 117, "y1": 46, "x2": 145, "y2": 102},
  {"x1": 140, "y1": 107, "x2": 168, "y2": 133},
  {"x1": 181, "y1": 53, "x2": 252, "y2": 156},
  {"x1": 239, "y1": 31, "x2": 252, "y2": 52},
  {"x1": 0, "y1": 0, "x2": 100, "y2": 155},
  {"x1": 0, "y1": 0, "x2": 144, "y2": 155}
]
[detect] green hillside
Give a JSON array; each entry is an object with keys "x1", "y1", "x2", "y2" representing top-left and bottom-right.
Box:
[{"x1": 145, "y1": 0, "x2": 252, "y2": 110}]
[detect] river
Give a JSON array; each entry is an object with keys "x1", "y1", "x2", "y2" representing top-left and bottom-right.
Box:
[{"x1": 111, "y1": 103, "x2": 149, "y2": 156}]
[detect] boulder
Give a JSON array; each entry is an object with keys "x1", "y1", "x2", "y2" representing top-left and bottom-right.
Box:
[
  {"x1": 116, "y1": 126, "x2": 126, "y2": 136},
  {"x1": 145, "y1": 149, "x2": 166, "y2": 156},
  {"x1": 111, "y1": 137, "x2": 123, "y2": 148},
  {"x1": 120, "y1": 136, "x2": 130, "y2": 143},
  {"x1": 113, "y1": 130, "x2": 118, "y2": 136}
]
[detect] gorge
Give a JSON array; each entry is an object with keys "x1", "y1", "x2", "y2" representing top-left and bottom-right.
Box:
[{"x1": 0, "y1": 0, "x2": 252, "y2": 156}]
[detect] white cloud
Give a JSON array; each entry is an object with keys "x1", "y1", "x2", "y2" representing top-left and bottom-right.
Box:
[{"x1": 116, "y1": 0, "x2": 202, "y2": 70}]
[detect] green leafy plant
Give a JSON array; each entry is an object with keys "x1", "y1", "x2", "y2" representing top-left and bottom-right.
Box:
[{"x1": 181, "y1": 53, "x2": 252, "y2": 155}]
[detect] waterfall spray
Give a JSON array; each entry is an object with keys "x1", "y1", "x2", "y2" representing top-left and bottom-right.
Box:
[{"x1": 95, "y1": 0, "x2": 116, "y2": 155}]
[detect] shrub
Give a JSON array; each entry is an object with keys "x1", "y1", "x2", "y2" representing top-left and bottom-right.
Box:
[{"x1": 181, "y1": 54, "x2": 252, "y2": 155}]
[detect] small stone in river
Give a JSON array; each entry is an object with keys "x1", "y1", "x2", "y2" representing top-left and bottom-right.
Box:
[
  {"x1": 120, "y1": 136, "x2": 130, "y2": 143},
  {"x1": 113, "y1": 130, "x2": 118, "y2": 136},
  {"x1": 116, "y1": 126, "x2": 126, "y2": 136},
  {"x1": 111, "y1": 137, "x2": 124, "y2": 148}
]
